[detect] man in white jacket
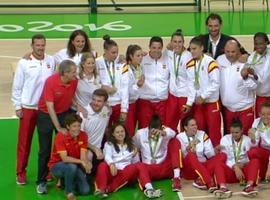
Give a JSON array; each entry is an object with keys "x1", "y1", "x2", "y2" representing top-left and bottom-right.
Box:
[
  {"x1": 217, "y1": 40, "x2": 257, "y2": 135},
  {"x1": 12, "y1": 34, "x2": 55, "y2": 185}
]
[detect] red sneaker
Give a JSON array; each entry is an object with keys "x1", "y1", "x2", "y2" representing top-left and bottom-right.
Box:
[
  {"x1": 192, "y1": 177, "x2": 207, "y2": 190},
  {"x1": 242, "y1": 185, "x2": 258, "y2": 197},
  {"x1": 214, "y1": 187, "x2": 232, "y2": 199},
  {"x1": 46, "y1": 173, "x2": 53, "y2": 182},
  {"x1": 172, "y1": 177, "x2": 181, "y2": 192},
  {"x1": 16, "y1": 173, "x2": 26, "y2": 185}
]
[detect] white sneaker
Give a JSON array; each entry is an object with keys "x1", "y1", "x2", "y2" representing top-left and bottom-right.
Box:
[
  {"x1": 36, "y1": 183, "x2": 47, "y2": 194},
  {"x1": 144, "y1": 189, "x2": 163, "y2": 198},
  {"x1": 214, "y1": 187, "x2": 232, "y2": 199}
]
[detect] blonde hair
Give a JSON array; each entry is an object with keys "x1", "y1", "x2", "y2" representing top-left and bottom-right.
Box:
[{"x1": 78, "y1": 52, "x2": 97, "y2": 79}]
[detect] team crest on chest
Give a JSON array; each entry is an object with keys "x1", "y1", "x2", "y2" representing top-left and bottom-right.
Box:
[{"x1": 102, "y1": 112, "x2": 107, "y2": 118}]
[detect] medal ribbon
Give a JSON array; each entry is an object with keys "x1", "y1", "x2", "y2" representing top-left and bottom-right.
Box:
[
  {"x1": 232, "y1": 136, "x2": 243, "y2": 163},
  {"x1": 194, "y1": 56, "x2": 203, "y2": 87},
  {"x1": 173, "y1": 52, "x2": 182, "y2": 82},
  {"x1": 149, "y1": 131, "x2": 160, "y2": 161},
  {"x1": 250, "y1": 50, "x2": 267, "y2": 66},
  {"x1": 105, "y1": 60, "x2": 115, "y2": 86}
]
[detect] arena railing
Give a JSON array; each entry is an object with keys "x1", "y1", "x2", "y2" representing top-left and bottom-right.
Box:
[{"x1": 0, "y1": 0, "x2": 202, "y2": 13}]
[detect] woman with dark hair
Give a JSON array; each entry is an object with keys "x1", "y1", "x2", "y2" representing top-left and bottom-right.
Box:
[
  {"x1": 133, "y1": 114, "x2": 182, "y2": 192},
  {"x1": 248, "y1": 102, "x2": 270, "y2": 191},
  {"x1": 95, "y1": 123, "x2": 161, "y2": 198},
  {"x1": 48, "y1": 113, "x2": 91, "y2": 200},
  {"x1": 213, "y1": 118, "x2": 259, "y2": 198},
  {"x1": 137, "y1": 36, "x2": 170, "y2": 129},
  {"x1": 242, "y1": 32, "x2": 270, "y2": 117},
  {"x1": 177, "y1": 116, "x2": 217, "y2": 191},
  {"x1": 184, "y1": 36, "x2": 221, "y2": 147},
  {"x1": 54, "y1": 29, "x2": 96, "y2": 67},
  {"x1": 95, "y1": 35, "x2": 129, "y2": 126},
  {"x1": 165, "y1": 29, "x2": 192, "y2": 132},
  {"x1": 125, "y1": 44, "x2": 144, "y2": 136}
]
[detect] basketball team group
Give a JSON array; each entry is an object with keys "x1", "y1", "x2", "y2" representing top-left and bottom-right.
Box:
[{"x1": 12, "y1": 12, "x2": 270, "y2": 200}]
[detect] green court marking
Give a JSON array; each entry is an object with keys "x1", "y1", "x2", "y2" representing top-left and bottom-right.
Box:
[{"x1": 0, "y1": 11, "x2": 269, "y2": 39}]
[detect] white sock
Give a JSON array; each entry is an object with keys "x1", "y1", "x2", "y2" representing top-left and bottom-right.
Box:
[
  {"x1": 145, "y1": 183, "x2": 153, "y2": 190},
  {"x1": 173, "y1": 168, "x2": 180, "y2": 178}
]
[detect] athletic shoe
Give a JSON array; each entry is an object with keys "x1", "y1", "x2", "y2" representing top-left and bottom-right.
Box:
[
  {"x1": 207, "y1": 182, "x2": 218, "y2": 193},
  {"x1": 144, "y1": 188, "x2": 163, "y2": 198},
  {"x1": 241, "y1": 185, "x2": 258, "y2": 197},
  {"x1": 36, "y1": 182, "x2": 47, "y2": 194},
  {"x1": 192, "y1": 177, "x2": 207, "y2": 190},
  {"x1": 66, "y1": 193, "x2": 77, "y2": 200},
  {"x1": 94, "y1": 190, "x2": 108, "y2": 198},
  {"x1": 172, "y1": 177, "x2": 182, "y2": 192},
  {"x1": 16, "y1": 174, "x2": 26, "y2": 185},
  {"x1": 214, "y1": 187, "x2": 232, "y2": 199}
]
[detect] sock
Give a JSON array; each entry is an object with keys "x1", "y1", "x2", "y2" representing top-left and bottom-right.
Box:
[
  {"x1": 173, "y1": 168, "x2": 180, "y2": 178},
  {"x1": 145, "y1": 183, "x2": 153, "y2": 190}
]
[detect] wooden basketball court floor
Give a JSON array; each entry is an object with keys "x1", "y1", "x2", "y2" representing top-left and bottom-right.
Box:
[{"x1": 0, "y1": 1, "x2": 270, "y2": 200}]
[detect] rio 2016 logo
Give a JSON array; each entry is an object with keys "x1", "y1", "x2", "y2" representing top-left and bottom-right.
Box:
[{"x1": 0, "y1": 20, "x2": 132, "y2": 32}]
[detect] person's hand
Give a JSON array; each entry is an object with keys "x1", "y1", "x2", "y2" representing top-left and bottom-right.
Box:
[
  {"x1": 108, "y1": 86, "x2": 117, "y2": 95},
  {"x1": 102, "y1": 85, "x2": 117, "y2": 95},
  {"x1": 120, "y1": 112, "x2": 127, "y2": 122},
  {"x1": 137, "y1": 75, "x2": 145, "y2": 87},
  {"x1": 195, "y1": 96, "x2": 205, "y2": 105},
  {"x1": 158, "y1": 128, "x2": 166, "y2": 137},
  {"x1": 132, "y1": 147, "x2": 138, "y2": 157},
  {"x1": 240, "y1": 67, "x2": 249, "y2": 80},
  {"x1": 81, "y1": 161, "x2": 92, "y2": 174},
  {"x1": 15, "y1": 109, "x2": 23, "y2": 118},
  {"x1": 109, "y1": 163, "x2": 118, "y2": 176},
  {"x1": 247, "y1": 67, "x2": 255, "y2": 75},
  {"x1": 166, "y1": 43, "x2": 173, "y2": 51},
  {"x1": 117, "y1": 54, "x2": 126, "y2": 64},
  {"x1": 205, "y1": 52, "x2": 213, "y2": 58},
  {"x1": 94, "y1": 148, "x2": 104, "y2": 160},
  {"x1": 142, "y1": 51, "x2": 148, "y2": 56},
  {"x1": 150, "y1": 128, "x2": 160, "y2": 140},
  {"x1": 248, "y1": 128, "x2": 256, "y2": 143},
  {"x1": 77, "y1": 104, "x2": 88, "y2": 118},
  {"x1": 182, "y1": 104, "x2": 191, "y2": 114},
  {"x1": 57, "y1": 127, "x2": 68, "y2": 134},
  {"x1": 22, "y1": 52, "x2": 32, "y2": 60},
  {"x1": 187, "y1": 141, "x2": 196, "y2": 152},
  {"x1": 233, "y1": 164, "x2": 245, "y2": 181},
  {"x1": 247, "y1": 68, "x2": 258, "y2": 80},
  {"x1": 214, "y1": 145, "x2": 221, "y2": 154}
]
